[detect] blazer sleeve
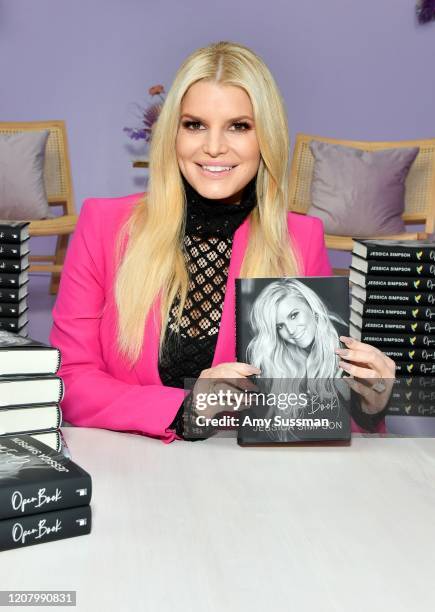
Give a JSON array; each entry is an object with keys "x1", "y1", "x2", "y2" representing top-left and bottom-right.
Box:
[
  {"x1": 49, "y1": 199, "x2": 185, "y2": 444},
  {"x1": 303, "y1": 217, "x2": 333, "y2": 277}
]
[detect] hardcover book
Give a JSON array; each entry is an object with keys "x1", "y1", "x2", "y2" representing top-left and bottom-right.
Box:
[
  {"x1": 350, "y1": 297, "x2": 435, "y2": 321},
  {"x1": 0, "y1": 240, "x2": 30, "y2": 259},
  {"x1": 0, "y1": 285, "x2": 28, "y2": 303},
  {"x1": 383, "y1": 348, "x2": 435, "y2": 362},
  {"x1": 349, "y1": 323, "x2": 435, "y2": 348},
  {"x1": 0, "y1": 377, "x2": 63, "y2": 408},
  {"x1": 0, "y1": 255, "x2": 29, "y2": 274},
  {"x1": 349, "y1": 268, "x2": 435, "y2": 292},
  {"x1": 0, "y1": 330, "x2": 61, "y2": 377},
  {"x1": 235, "y1": 277, "x2": 351, "y2": 445},
  {"x1": 28, "y1": 431, "x2": 61, "y2": 452},
  {"x1": 0, "y1": 222, "x2": 30, "y2": 244},
  {"x1": 0, "y1": 269, "x2": 29, "y2": 288},
  {"x1": 353, "y1": 238, "x2": 435, "y2": 263},
  {"x1": 0, "y1": 505, "x2": 91, "y2": 552},
  {"x1": 0, "y1": 310, "x2": 28, "y2": 332},
  {"x1": 0, "y1": 404, "x2": 62, "y2": 436},
  {"x1": 394, "y1": 361, "x2": 435, "y2": 376},
  {"x1": 351, "y1": 284, "x2": 435, "y2": 306},
  {"x1": 0, "y1": 299, "x2": 27, "y2": 317},
  {"x1": 0, "y1": 434, "x2": 92, "y2": 521},
  {"x1": 350, "y1": 310, "x2": 435, "y2": 334},
  {"x1": 351, "y1": 254, "x2": 435, "y2": 278}
]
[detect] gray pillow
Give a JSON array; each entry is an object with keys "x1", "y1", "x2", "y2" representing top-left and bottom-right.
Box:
[
  {"x1": 0, "y1": 130, "x2": 51, "y2": 220},
  {"x1": 307, "y1": 141, "x2": 419, "y2": 236}
]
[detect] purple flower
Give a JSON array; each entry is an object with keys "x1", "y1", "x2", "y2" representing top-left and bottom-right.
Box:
[
  {"x1": 124, "y1": 86, "x2": 166, "y2": 143},
  {"x1": 417, "y1": 0, "x2": 435, "y2": 24}
]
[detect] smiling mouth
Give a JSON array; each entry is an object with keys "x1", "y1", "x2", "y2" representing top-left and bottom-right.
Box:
[{"x1": 196, "y1": 163, "x2": 238, "y2": 174}]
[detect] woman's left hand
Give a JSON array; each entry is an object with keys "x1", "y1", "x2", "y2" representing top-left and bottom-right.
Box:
[{"x1": 335, "y1": 336, "x2": 396, "y2": 413}]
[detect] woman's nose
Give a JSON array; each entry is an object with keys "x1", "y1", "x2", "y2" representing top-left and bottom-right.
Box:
[{"x1": 202, "y1": 127, "x2": 228, "y2": 157}]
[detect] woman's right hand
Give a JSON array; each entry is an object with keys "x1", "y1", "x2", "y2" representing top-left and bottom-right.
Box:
[{"x1": 192, "y1": 362, "x2": 260, "y2": 419}]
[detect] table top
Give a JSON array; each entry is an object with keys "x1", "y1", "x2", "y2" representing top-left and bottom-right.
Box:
[{"x1": 2, "y1": 427, "x2": 435, "y2": 612}]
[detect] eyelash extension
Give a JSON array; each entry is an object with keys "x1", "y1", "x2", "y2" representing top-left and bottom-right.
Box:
[{"x1": 182, "y1": 120, "x2": 251, "y2": 131}]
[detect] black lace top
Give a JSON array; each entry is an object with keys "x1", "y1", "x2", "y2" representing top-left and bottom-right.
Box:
[{"x1": 159, "y1": 174, "x2": 258, "y2": 436}]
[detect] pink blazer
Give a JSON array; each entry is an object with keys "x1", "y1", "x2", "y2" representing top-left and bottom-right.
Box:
[{"x1": 49, "y1": 194, "x2": 332, "y2": 443}]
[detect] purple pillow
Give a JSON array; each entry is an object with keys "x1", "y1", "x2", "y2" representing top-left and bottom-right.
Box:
[{"x1": 307, "y1": 141, "x2": 419, "y2": 237}]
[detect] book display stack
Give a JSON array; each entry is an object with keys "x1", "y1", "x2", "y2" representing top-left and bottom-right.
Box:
[
  {"x1": 0, "y1": 330, "x2": 64, "y2": 452},
  {"x1": 349, "y1": 239, "x2": 435, "y2": 377},
  {"x1": 0, "y1": 434, "x2": 91, "y2": 551},
  {"x1": 0, "y1": 222, "x2": 30, "y2": 337}
]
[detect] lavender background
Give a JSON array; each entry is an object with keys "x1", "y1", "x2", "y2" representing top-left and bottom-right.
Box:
[{"x1": 0, "y1": 0, "x2": 434, "y2": 343}]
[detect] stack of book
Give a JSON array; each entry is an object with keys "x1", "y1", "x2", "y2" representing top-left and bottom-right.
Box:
[
  {"x1": 0, "y1": 222, "x2": 30, "y2": 337},
  {"x1": 349, "y1": 238, "x2": 435, "y2": 376},
  {"x1": 0, "y1": 434, "x2": 91, "y2": 551},
  {"x1": 0, "y1": 330, "x2": 64, "y2": 451}
]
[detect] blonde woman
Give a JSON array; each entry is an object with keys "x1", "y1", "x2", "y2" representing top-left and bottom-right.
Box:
[{"x1": 50, "y1": 41, "x2": 395, "y2": 443}]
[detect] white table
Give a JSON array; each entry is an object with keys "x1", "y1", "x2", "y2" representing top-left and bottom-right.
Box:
[{"x1": 1, "y1": 427, "x2": 435, "y2": 612}]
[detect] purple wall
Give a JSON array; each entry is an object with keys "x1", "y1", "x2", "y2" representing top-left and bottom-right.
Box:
[{"x1": 1, "y1": 0, "x2": 434, "y2": 341}]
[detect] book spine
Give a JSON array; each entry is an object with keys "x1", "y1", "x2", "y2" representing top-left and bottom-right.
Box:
[
  {"x1": 0, "y1": 289, "x2": 23, "y2": 303},
  {"x1": 0, "y1": 473, "x2": 92, "y2": 521},
  {"x1": 0, "y1": 302, "x2": 24, "y2": 316},
  {"x1": 356, "y1": 332, "x2": 435, "y2": 347},
  {"x1": 357, "y1": 276, "x2": 435, "y2": 291},
  {"x1": 0, "y1": 259, "x2": 26, "y2": 273},
  {"x1": 383, "y1": 348, "x2": 435, "y2": 362},
  {"x1": 361, "y1": 305, "x2": 435, "y2": 321},
  {"x1": 356, "y1": 319, "x2": 435, "y2": 334},
  {"x1": 395, "y1": 361, "x2": 435, "y2": 376},
  {"x1": 0, "y1": 272, "x2": 26, "y2": 288},
  {"x1": 0, "y1": 318, "x2": 25, "y2": 332},
  {"x1": 363, "y1": 291, "x2": 435, "y2": 306},
  {"x1": 0, "y1": 226, "x2": 26, "y2": 244},
  {"x1": 0, "y1": 504, "x2": 91, "y2": 552},
  {"x1": 364, "y1": 261, "x2": 435, "y2": 277},
  {"x1": 364, "y1": 245, "x2": 435, "y2": 263}
]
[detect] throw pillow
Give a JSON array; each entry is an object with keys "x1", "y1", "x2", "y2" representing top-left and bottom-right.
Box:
[
  {"x1": 307, "y1": 141, "x2": 419, "y2": 236},
  {"x1": 0, "y1": 130, "x2": 51, "y2": 220}
]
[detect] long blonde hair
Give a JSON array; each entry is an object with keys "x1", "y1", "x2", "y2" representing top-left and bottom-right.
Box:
[{"x1": 115, "y1": 40, "x2": 301, "y2": 365}]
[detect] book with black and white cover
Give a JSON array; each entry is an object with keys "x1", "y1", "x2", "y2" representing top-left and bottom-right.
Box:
[
  {"x1": 0, "y1": 255, "x2": 29, "y2": 274},
  {"x1": 383, "y1": 347, "x2": 435, "y2": 362},
  {"x1": 0, "y1": 434, "x2": 92, "y2": 521},
  {"x1": 29, "y1": 430, "x2": 61, "y2": 453},
  {"x1": 353, "y1": 238, "x2": 435, "y2": 263},
  {"x1": 351, "y1": 296, "x2": 435, "y2": 321},
  {"x1": 351, "y1": 284, "x2": 435, "y2": 306},
  {"x1": 0, "y1": 269, "x2": 28, "y2": 288},
  {"x1": 351, "y1": 254, "x2": 435, "y2": 278},
  {"x1": 349, "y1": 323, "x2": 435, "y2": 348},
  {"x1": 0, "y1": 310, "x2": 28, "y2": 332},
  {"x1": 0, "y1": 284, "x2": 28, "y2": 304},
  {"x1": 0, "y1": 377, "x2": 63, "y2": 408},
  {"x1": 394, "y1": 361, "x2": 435, "y2": 376},
  {"x1": 0, "y1": 299, "x2": 27, "y2": 317},
  {"x1": 0, "y1": 403, "x2": 61, "y2": 436},
  {"x1": 349, "y1": 268, "x2": 435, "y2": 292},
  {"x1": 0, "y1": 222, "x2": 30, "y2": 244},
  {"x1": 0, "y1": 330, "x2": 61, "y2": 377},
  {"x1": 0, "y1": 240, "x2": 30, "y2": 259},
  {"x1": 349, "y1": 310, "x2": 435, "y2": 334},
  {"x1": 235, "y1": 277, "x2": 351, "y2": 445},
  {"x1": 0, "y1": 504, "x2": 91, "y2": 552}
]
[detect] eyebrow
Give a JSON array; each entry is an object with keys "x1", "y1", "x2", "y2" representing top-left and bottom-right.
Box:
[
  {"x1": 276, "y1": 308, "x2": 298, "y2": 326},
  {"x1": 180, "y1": 113, "x2": 254, "y2": 122}
]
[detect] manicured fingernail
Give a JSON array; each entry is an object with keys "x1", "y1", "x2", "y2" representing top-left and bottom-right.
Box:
[
  {"x1": 340, "y1": 336, "x2": 353, "y2": 343},
  {"x1": 339, "y1": 360, "x2": 351, "y2": 372},
  {"x1": 335, "y1": 348, "x2": 349, "y2": 357}
]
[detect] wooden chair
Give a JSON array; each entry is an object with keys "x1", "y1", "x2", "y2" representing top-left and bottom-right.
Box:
[
  {"x1": 289, "y1": 134, "x2": 435, "y2": 272},
  {"x1": 0, "y1": 120, "x2": 77, "y2": 294}
]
